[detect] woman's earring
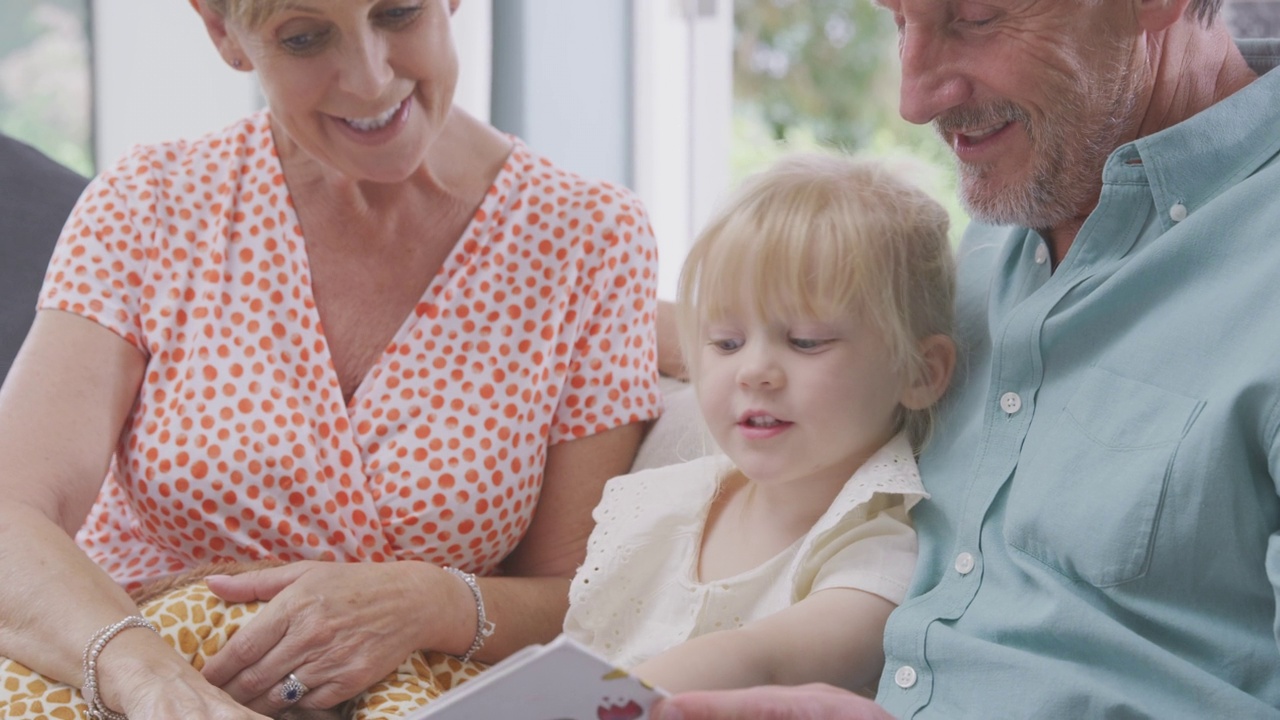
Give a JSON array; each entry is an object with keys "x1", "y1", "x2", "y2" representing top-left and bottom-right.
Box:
[{"x1": 232, "y1": 59, "x2": 243, "y2": 69}]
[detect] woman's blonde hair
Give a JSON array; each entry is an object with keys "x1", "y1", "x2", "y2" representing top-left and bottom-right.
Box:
[
  {"x1": 676, "y1": 154, "x2": 955, "y2": 450},
  {"x1": 204, "y1": 0, "x2": 291, "y2": 28}
]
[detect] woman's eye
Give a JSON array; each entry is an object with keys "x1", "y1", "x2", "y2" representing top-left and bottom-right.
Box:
[
  {"x1": 709, "y1": 338, "x2": 742, "y2": 353},
  {"x1": 280, "y1": 28, "x2": 330, "y2": 53}
]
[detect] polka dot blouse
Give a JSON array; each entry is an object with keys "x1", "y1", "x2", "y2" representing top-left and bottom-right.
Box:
[{"x1": 38, "y1": 112, "x2": 662, "y2": 589}]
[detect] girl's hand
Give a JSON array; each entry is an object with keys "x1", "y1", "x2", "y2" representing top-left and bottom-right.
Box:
[
  {"x1": 200, "y1": 561, "x2": 463, "y2": 716},
  {"x1": 651, "y1": 684, "x2": 895, "y2": 720}
]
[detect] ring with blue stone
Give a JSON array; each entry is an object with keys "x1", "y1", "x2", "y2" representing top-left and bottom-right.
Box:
[{"x1": 278, "y1": 671, "x2": 310, "y2": 704}]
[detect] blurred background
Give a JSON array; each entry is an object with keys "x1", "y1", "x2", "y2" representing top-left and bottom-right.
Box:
[{"x1": 3, "y1": 0, "x2": 1277, "y2": 298}]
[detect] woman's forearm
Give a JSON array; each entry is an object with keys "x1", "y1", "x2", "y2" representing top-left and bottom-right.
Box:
[
  {"x1": 463, "y1": 575, "x2": 570, "y2": 662},
  {"x1": 0, "y1": 502, "x2": 165, "y2": 684}
]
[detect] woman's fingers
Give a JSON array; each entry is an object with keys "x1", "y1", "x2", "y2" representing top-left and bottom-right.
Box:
[
  {"x1": 202, "y1": 561, "x2": 436, "y2": 714},
  {"x1": 120, "y1": 668, "x2": 274, "y2": 720},
  {"x1": 206, "y1": 562, "x2": 310, "y2": 603}
]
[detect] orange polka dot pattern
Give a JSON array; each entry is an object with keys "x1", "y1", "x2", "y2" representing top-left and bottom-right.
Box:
[{"x1": 38, "y1": 112, "x2": 662, "y2": 589}]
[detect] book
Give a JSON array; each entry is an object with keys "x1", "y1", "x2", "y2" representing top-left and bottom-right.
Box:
[{"x1": 403, "y1": 634, "x2": 669, "y2": 720}]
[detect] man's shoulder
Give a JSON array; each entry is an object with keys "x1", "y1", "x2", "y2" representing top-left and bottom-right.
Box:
[{"x1": 0, "y1": 134, "x2": 87, "y2": 207}]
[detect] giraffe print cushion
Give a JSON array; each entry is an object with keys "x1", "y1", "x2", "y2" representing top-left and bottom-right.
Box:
[{"x1": 0, "y1": 577, "x2": 486, "y2": 719}]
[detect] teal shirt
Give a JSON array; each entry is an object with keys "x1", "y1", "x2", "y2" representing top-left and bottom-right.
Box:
[{"x1": 879, "y1": 39, "x2": 1280, "y2": 718}]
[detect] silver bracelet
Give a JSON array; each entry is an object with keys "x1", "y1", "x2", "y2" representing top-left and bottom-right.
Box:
[
  {"x1": 442, "y1": 566, "x2": 496, "y2": 663},
  {"x1": 81, "y1": 615, "x2": 159, "y2": 720}
]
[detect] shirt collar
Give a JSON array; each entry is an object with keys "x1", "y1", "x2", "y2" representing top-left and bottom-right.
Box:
[{"x1": 1113, "y1": 38, "x2": 1280, "y2": 233}]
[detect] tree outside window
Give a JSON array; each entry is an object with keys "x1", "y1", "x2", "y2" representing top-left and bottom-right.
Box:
[
  {"x1": 0, "y1": 0, "x2": 93, "y2": 175},
  {"x1": 733, "y1": 0, "x2": 966, "y2": 240}
]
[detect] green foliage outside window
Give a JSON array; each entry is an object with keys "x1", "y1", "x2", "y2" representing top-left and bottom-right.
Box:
[
  {"x1": 733, "y1": 0, "x2": 968, "y2": 240},
  {"x1": 0, "y1": 0, "x2": 93, "y2": 175}
]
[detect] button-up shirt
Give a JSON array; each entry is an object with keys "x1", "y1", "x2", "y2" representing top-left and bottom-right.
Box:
[{"x1": 879, "y1": 38, "x2": 1280, "y2": 718}]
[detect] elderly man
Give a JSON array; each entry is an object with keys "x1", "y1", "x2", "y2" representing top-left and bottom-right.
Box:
[
  {"x1": 0, "y1": 133, "x2": 87, "y2": 381},
  {"x1": 655, "y1": 0, "x2": 1280, "y2": 717}
]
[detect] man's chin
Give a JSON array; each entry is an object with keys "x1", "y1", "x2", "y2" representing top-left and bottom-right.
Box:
[{"x1": 958, "y1": 176, "x2": 1066, "y2": 230}]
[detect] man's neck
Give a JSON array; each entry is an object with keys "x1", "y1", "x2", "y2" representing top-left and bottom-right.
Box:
[{"x1": 1043, "y1": 20, "x2": 1258, "y2": 265}]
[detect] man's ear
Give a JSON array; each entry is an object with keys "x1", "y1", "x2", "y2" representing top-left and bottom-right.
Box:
[
  {"x1": 900, "y1": 334, "x2": 956, "y2": 411},
  {"x1": 190, "y1": 0, "x2": 253, "y2": 71},
  {"x1": 1135, "y1": 0, "x2": 1194, "y2": 33}
]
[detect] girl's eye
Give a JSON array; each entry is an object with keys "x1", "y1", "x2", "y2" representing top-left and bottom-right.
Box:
[
  {"x1": 790, "y1": 337, "x2": 833, "y2": 351},
  {"x1": 709, "y1": 338, "x2": 743, "y2": 353}
]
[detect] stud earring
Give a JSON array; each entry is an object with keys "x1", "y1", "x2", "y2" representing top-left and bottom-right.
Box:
[{"x1": 232, "y1": 59, "x2": 243, "y2": 69}]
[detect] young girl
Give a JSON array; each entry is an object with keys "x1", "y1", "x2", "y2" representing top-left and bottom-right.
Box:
[{"x1": 563, "y1": 154, "x2": 956, "y2": 694}]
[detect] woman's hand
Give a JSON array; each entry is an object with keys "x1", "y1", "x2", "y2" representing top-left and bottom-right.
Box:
[
  {"x1": 93, "y1": 628, "x2": 272, "y2": 720},
  {"x1": 651, "y1": 684, "x2": 894, "y2": 720},
  {"x1": 200, "y1": 561, "x2": 467, "y2": 716}
]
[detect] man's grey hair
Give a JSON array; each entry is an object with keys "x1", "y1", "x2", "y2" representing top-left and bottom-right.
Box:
[
  {"x1": 1189, "y1": 0, "x2": 1225, "y2": 25},
  {"x1": 1081, "y1": 0, "x2": 1223, "y2": 26}
]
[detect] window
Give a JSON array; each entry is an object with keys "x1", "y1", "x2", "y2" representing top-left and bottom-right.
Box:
[
  {"x1": 633, "y1": 0, "x2": 968, "y2": 299},
  {"x1": 0, "y1": 0, "x2": 93, "y2": 174}
]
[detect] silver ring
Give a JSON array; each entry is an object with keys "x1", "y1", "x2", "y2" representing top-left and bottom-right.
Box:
[{"x1": 278, "y1": 671, "x2": 310, "y2": 704}]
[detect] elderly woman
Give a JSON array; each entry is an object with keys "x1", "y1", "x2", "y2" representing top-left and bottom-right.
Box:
[{"x1": 0, "y1": 1, "x2": 660, "y2": 718}]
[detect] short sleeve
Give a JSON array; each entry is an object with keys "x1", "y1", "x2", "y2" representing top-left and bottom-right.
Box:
[
  {"x1": 37, "y1": 151, "x2": 153, "y2": 351},
  {"x1": 799, "y1": 499, "x2": 920, "y2": 605},
  {"x1": 551, "y1": 187, "x2": 662, "y2": 443}
]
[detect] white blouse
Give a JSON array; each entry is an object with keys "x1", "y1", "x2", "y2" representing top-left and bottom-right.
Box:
[{"x1": 564, "y1": 433, "x2": 927, "y2": 668}]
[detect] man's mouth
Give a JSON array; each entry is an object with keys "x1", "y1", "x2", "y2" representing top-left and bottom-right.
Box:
[{"x1": 956, "y1": 121, "x2": 1009, "y2": 143}]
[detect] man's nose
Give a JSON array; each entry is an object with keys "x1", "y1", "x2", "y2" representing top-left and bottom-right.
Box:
[{"x1": 897, "y1": 23, "x2": 970, "y2": 126}]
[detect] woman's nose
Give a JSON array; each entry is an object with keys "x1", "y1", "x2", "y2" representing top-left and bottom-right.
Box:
[{"x1": 338, "y1": 34, "x2": 394, "y2": 101}]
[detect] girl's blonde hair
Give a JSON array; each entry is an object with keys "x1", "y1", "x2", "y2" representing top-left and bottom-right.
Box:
[{"x1": 676, "y1": 154, "x2": 955, "y2": 450}]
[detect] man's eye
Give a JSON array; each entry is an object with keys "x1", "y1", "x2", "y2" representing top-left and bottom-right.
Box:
[{"x1": 378, "y1": 4, "x2": 424, "y2": 26}]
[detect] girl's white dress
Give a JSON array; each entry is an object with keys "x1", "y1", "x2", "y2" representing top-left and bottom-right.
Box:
[{"x1": 564, "y1": 432, "x2": 927, "y2": 668}]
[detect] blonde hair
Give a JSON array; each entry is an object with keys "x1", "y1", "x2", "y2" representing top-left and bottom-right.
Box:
[
  {"x1": 204, "y1": 0, "x2": 291, "y2": 28},
  {"x1": 676, "y1": 154, "x2": 954, "y2": 450}
]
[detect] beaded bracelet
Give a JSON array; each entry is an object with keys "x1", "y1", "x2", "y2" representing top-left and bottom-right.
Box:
[
  {"x1": 81, "y1": 615, "x2": 159, "y2": 720},
  {"x1": 442, "y1": 566, "x2": 496, "y2": 663}
]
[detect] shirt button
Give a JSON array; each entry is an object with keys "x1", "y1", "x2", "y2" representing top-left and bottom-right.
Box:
[
  {"x1": 1000, "y1": 392, "x2": 1022, "y2": 414},
  {"x1": 1170, "y1": 203, "x2": 1188, "y2": 222},
  {"x1": 895, "y1": 665, "x2": 918, "y2": 689},
  {"x1": 955, "y1": 552, "x2": 976, "y2": 575},
  {"x1": 1034, "y1": 244, "x2": 1049, "y2": 265}
]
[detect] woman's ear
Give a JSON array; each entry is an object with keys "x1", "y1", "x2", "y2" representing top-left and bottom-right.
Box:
[
  {"x1": 190, "y1": 0, "x2": 253, "y2": 71},
  {"x1": 900, "y1": 334, "x2": 956, "y2": 411}
]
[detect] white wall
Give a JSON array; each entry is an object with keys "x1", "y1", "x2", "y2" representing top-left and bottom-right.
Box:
[
  {"x1": 91, "y1": 0, "x2": 492, "y2": 170},
  {"x1": 632, "y1": 0, "x2": 732, "y2": 300}
]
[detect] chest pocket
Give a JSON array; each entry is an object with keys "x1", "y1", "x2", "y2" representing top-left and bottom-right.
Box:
[{"x1": 1004, "y1": 368, "x2": 1204, "y2": 587}]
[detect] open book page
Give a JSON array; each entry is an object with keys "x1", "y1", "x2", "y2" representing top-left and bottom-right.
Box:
[{"x1": 405, "y1": 634, "x2": 668, "y2": 719}]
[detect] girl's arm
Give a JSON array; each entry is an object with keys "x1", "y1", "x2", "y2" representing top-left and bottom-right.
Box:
[{"x1": 632, "y1": 587, "x2": 896, "y2": 693}]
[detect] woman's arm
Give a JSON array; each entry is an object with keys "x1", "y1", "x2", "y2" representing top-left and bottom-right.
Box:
[
  {"x1": 0, "y1": 311, "x2": 267, "y2": 719},
  {"x1": 632, "y1": 587, "x2": 895, "y2": 694}
]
